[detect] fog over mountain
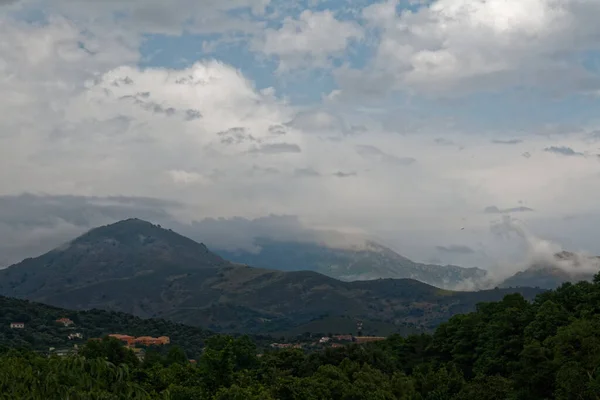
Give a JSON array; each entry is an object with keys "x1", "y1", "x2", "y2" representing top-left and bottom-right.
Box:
[{"x1": 0, "y1": 194, "x2": 598, "y2": 291}]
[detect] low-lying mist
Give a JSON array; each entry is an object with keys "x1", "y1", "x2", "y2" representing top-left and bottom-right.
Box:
[{"x1": 451, "y1": 216, "x2": 600, "y2": 291}]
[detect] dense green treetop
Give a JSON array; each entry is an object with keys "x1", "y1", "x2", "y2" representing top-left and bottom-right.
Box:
[{"x1": 2, "y1": 275, "x2": 600, "y2": 399}]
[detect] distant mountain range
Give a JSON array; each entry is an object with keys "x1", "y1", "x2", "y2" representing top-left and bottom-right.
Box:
[
  {"x1": 216, "y1": 237, "x2": 487, "y2": 290},
  {"x1": 0, "y1": 219, "x2": 542, "y2": 335},
  {"x1": 500, "y1": 251, "x2": 600, "y2": 289}
]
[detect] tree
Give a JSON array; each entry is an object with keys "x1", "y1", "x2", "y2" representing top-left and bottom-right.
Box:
[
  {"x1": 166, "y1": 346, "x2": 188, "y2": 366},
  {"x1": 80, "y1": 336, "x2": 140, "y2": 368},
  {"x1": 453, "y1": 376, "x2": 512, "y2": 400}
]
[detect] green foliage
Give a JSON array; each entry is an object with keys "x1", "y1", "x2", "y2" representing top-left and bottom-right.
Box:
[
  {"x1": 3, "y1": 278, "x2": 600, "y2": 399},
  {"x1": 0, "y1": 295, "x2": 276, "y2": 359},
  {"x1": 79, "y1": 336, "x2": 140, "y2": 368}
]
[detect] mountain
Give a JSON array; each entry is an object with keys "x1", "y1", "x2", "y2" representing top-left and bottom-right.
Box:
[
  {"x1": 0, "y1": 218, "x2": 228, "y2": 301},
  {"x1": 500, "y1": 251, "x2": 600, "y2": 289},
  {"x1": 216, "y1": 237, "x2": 487, "y2": 289},
  {"x1": 0, "y1": 219, "x2": 542, "y2": 335}
]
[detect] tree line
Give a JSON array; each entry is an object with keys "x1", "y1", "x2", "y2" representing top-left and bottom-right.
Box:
[{"x1": 2, "y1": 275, "x2": 600, "y2": 399}]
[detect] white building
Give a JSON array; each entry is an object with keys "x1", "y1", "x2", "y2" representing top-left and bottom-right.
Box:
[{"x1": 68, "y1": 333, "x2": 83, "y2": 340}]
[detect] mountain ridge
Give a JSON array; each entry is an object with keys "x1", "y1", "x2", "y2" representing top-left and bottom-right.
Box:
[
  {"x1": 215, "y1": 237, "x2": 487, "y2": 289},
  {"x1": 0, "y1": 219, "x2": 543, "y2": 334},
  {"x1": 500, "y1": 250, "x2": 600, "y2": 289}
]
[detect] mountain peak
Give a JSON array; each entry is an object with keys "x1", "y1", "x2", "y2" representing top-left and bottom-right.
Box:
[
  {"x1": 500, "y1": 250, "x2": 600, "y2": 289},
  {"x1": 0, "y1": 218, "x2": 227, "y2": 299},
  {"x1": 73, "y1": 218, "x2": 208, "y2": 250},
  {"x1": 78, "y1": 218, "x2": 171, "y2": 237}
]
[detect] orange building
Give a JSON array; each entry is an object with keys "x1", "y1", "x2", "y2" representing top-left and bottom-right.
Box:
[
  {"x1": 134, "y1": 336, "x2": 170, "y2": 346},
  {"x1": 108, "y1": 334, "x2": 170, "y2": 347},
  {"x1": 108, "y1": 334, "x2": 136, "y2": 346},
  {"x1": 354, "y1": 336, "x2": 386, "y2": 344},
  {"x1": 333, "y1": 335, "x2": 353, "y2": 342},
  {"x1": 56, "y1": 318, "x2": 74, "y2": 327}
]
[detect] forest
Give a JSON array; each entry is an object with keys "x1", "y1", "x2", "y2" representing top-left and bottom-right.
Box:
[{"x1": 1, "y1": 275, "x2": 600, "y2": 399}]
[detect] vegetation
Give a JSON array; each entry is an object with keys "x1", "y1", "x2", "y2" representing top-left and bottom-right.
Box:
[
  {"x1": 0, "y1": 219, "x2": 543, "y2": 335},
  {"x1": 0, "y1": 295, "x2": 220, "y2": 359},
  {"x1": 3, "y1": 276, "x2": 600, "y2": 399}
]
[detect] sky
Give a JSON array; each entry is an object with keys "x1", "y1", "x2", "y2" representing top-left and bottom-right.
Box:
[{"x1": 2, "y1": 0, "x2": 600, "y2": 273}]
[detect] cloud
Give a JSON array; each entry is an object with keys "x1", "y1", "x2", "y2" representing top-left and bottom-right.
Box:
[
  {"x1": 46, "y1": 0, "x2": 270, "y2": 36},
  {"x1": 248, "y1": 143, "x2": 302, "y2": 154},
  {"x1": 338, "y1": 0, "x2": 600, "y2": 96},
  {"x1": 348, "y1": 125, "x2": 368, "y2": 135},
  {"x1": 179, "y1": 214, "x2": 374, "y2": 252},
  {"x1": 487, "y1": 216, "x2": 600, "y2": 282},
  {"x1": 544, "y1": 146, "x2": 584, "y2": 156},
  {"x1": 185, "y1": 109, "x2": 203, "y2": 121},
  {"x1": 249, "y1": 165, "x2": 280, "y2": 176},
  {"x1": 294, "y1": 168, "x2": 321, "y2": 177},
  {"x1": 587, "y1": 130, "x2": 600, "y2": 141},
  {"x1": 255, "y1": 10, "x2": 363, "y2": 71},
  {"x1": 1, "y1": 54, "x2": 299, "y2": 191},
  {"x1": 286, "y1": 110, "x2": 344, "y2": 133},
  {"x1": 218, "y1": 127, "x2": 257, "y2": 145},
  {"x1": 484, "y1": 206, "x2": 535, "y2": 214},
  {"x1": 268, "y1": 124, "x2": 287, "y2": 135},
  {"x1": 0, "y1": 194, "x2": 179, "y2": 266},
  {"x1": 355, "y1": 144, "x2": 416, "y2": 166},
  {"x1": 492, "y1": 139, "x2": 523, "y2": 145},
  {"x1": 434, "y1": 138, "x2": 456, "y2": 146},
  {"x1": 3, "y1": 2, "x2": 600, "y2": 275},
  {"x1": 168, "y1": 170, "x2": 212, "y2": 186},
  {"x1": 333, "y1": 171, "x2": 357, "y2": 178},
  {"x1": 0, "y1": 194, "x2": 375, "y2": 265},
  {"x1": 436, "y1": 245, "x2": 475, "y2": 254}
]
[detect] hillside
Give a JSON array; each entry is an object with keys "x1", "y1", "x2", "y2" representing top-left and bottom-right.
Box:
[
  {"x1": 216, "y1": 237, "x2": 487, "y2": 289},
  {"x1": 0, "y1": 295, "x2": 216, "y2": 359},
  {"x1": 2, "y1": 274, "x2": 599, "y2": 399},
  {"x1": 500, "y1": 251, "x2": 600, "y2": 289},
  {"x1": 0, "y1": 219, "x2": 543, "y2": 335}
]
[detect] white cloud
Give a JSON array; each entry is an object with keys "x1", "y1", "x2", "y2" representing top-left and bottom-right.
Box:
[
  {"x1": 2, "y1": 3, "x2": 600, "y2": 272},
  {"x1": 287, "y1": 109, "x2": 345, "y2": 132},
  {"x1": 342, "y1": 0, "x2": 600, "y2": 95},
  {"x1": 256, "y1": 10, "x2": 364, "y2": 71},
  {"x1": 43, "y1": 0, "x2": 271, "y2": 36},
  {"x1": 168, "y1": 170, "x2": 212, "y2": 186}
]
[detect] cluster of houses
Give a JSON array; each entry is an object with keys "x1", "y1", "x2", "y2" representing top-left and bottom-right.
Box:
[
  {"x1": 107, "y1": 334, "x2": 171, "y2": 347},
  {"x1": 44, "y1": 334, "x2": 171, "y2": 362},
  {"x1": 9, "y1": 318, "x2": 171, "y2": 362},
  {"x1": 270, "y1": 343, "x2": 303, "y2": 350},
  {"x1": 11, "y1": 317, "x2": 386, "y2": 362},
  {"x1": 270, "y1": 334, "x2": 385, "y2": 350},
  {"x1": 10, "y1": 317, "x2": 76, "y2": 330}
]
